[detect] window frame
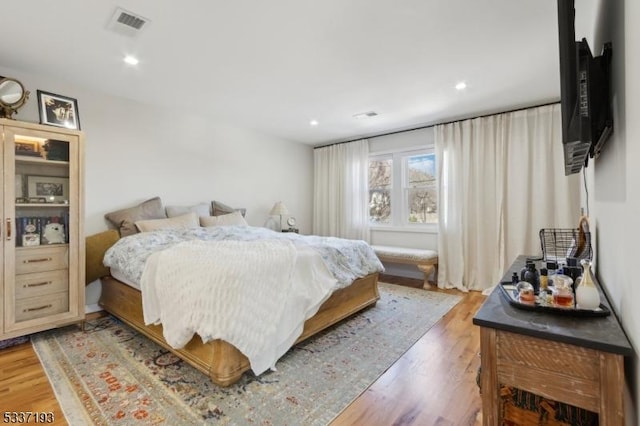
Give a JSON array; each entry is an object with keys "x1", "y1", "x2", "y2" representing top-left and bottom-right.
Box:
[{"x1": 368, "y1": 147, "x2": 438, "y2": 232}]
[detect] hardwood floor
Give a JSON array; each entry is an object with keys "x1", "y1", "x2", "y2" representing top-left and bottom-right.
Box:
[
  {"x1": 0, "y1": 342, "x2": 66, "y2": 424},
  {"x1": 0, "y1": 277, "x2": 485, "y2": 426},
  {"x1": 333, "y1": 275, "x2": 485, "y2": 425}
]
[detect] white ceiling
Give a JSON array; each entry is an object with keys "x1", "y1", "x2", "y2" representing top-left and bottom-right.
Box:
[{"x1": 1, "y1": 0, "x2": 598, "y2": 146}]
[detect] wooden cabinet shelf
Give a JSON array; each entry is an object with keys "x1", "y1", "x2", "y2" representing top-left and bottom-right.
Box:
[
  {"x1": 16, "y1": 203, "x2": 70, "y2": 208},
  {"x1": 15, "y1": 156, "x2": 69, "y2": 167}
]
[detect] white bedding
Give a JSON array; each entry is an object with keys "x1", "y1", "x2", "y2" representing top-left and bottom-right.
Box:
[
  {"x1": 140, "y1": 238, "x2": 338, "y2": 375},
  {"x1": 103, "y1": 226, "x2": 384, "y2": 289},
  {"x1": 103, "y1": 226, "x2": 384, "y2": 375}
]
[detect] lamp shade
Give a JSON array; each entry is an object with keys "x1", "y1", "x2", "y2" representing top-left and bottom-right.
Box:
[{"x1": 269, "y1": 201, "x2": 289, "y2": 216}]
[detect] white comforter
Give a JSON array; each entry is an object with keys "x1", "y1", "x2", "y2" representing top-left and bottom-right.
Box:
[{"x1": 140, "y1": 238, "x2": 338, "y2": 375}]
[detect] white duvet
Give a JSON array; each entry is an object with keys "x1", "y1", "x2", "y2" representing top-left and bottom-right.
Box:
[{"x1": 140, "y1": 238, "x2": 338, "y2": 375}]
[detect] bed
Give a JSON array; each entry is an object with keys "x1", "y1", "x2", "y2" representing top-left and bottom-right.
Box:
[{"x1": 91, "y1": 225, "x2": 383, "y2": 386}]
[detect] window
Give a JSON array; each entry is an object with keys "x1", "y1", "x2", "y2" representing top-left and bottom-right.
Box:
[
  {"x1": 368, "y1": 156, "x2": 392, "y2": 223},
  {"x1": 368, "y1": 149, "x2": 437, "y2": 227},
  {"x1": 406, "y1": 153, "x2": 437, "y2": 223}
]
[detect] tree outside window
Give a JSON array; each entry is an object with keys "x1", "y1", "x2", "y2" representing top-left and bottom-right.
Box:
[
  {"x1": 368, "y1": 157, "x2": 392, "y2": 223},
  {"x1": 406, "y1": 153, "x2": 437, "y2": 223}
]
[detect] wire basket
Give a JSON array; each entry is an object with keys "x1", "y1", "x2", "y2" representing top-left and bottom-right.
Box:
[{"x1": 539, "y1": 228, "x2": 592, "y2": 264}]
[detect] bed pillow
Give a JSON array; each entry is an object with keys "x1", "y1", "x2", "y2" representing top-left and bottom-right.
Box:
[
  {"x1": 166, "y1": 203, "x2": 211, "y2": 218},
  {"x1": 135, "y1": 212, "x2": 199, "y2": 232},
  {"x1": 200, "y1": 211, "x2": 248, "y2": 227},
  {"x1": 211, "y1": 200, "x2": 247, "y2": 218},
  {"x1": 104, "y1": 196, "x2": 167, "y2": 237}
]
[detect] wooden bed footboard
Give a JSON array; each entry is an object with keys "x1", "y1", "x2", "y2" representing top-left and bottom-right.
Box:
[{"x1": 99, "y1": 273, "x2": 380, "y2": 386}]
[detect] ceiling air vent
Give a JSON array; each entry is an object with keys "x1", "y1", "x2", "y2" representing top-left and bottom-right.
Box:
[
  {"x1": 353, "y1": 111, "x2": 378, "y2": 119},
  {"x1": 107, "y1": 7, "x2": 150, "y2": 37}
]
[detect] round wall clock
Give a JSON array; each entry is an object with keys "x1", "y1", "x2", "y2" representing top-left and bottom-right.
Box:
[{"x1": 287, "y1": 217, "x2": 296, "y2": 227}]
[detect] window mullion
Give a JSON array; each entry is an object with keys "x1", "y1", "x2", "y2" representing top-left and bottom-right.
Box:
[{"x1": 393, "y1": 152, "x2": 403, "y2": 227}]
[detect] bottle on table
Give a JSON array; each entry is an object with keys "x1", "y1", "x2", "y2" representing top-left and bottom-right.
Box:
[
  {"x1": 523, "y1": 263, "x2": 540, "y2": 294},
  {"x1": 546, "y1": 261, "x2": 558, "y2": 286},
  {"x1": 511, "y1": 272, "x2": 519, "y2": 285},
  {"x1": 540, "y1": 267, "x2": 548, "y2": 291},
  {"x1": 575, "y1": 259, "x2": 600, "y2": 309},
  {"x1": 552, "y1": 275, "x2": 575, "y2": 307},
  {"x1": 520, "y1": 259, "x2": 534, "y2": 281}
]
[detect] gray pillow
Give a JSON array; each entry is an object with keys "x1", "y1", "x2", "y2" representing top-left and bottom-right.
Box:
[
  {"x1": 104, "y1": 196, "x2": 167, "y2": 237},
  {"x1": 166, "y1": 203, "x2": 211, "y2": 218},
  {"x1": 211, "y1": 200, "x2": 246, "y2": 217}
]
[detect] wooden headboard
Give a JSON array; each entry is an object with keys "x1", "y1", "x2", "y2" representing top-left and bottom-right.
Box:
[{"x1": 85, "y1": 229, "x2": 120, "y2": 285}]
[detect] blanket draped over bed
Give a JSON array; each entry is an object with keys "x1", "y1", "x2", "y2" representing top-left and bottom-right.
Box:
[{"x1": 103, "y1": 226, "x2": 384, "y2": 375}]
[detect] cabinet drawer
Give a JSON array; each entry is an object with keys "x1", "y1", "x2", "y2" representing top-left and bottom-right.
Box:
[
  {"x1": 15, "y1": 270, "x2": 69, "y2": 300},
  {"x1": 15, "y1": 292, "x2": 69, "y2": 322},
  {"x1": 16, "y1": 246, "x2": 68, "y2": 274}
]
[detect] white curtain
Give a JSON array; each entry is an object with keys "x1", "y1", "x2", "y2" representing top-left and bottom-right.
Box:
[
  {"x1": 435, "y1": 104, "x2": 581, "y2": 292},
  {"x1": 313, "y1": 139, "x2": 370, "y2": 241}
]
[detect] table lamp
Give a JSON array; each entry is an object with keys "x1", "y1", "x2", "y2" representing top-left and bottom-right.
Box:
[{"x1": 269, "y1": 201, "x2": 289, "y2": 231}]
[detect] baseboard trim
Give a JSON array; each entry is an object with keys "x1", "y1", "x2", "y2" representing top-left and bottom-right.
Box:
[{"x1": 85, "y1": 303, "x2": 103, "y2": 314}]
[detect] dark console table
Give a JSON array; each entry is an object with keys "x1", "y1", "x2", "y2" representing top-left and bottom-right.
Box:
[{"x1": 473, "y1": 255, "x2": 633, "y2": 425}]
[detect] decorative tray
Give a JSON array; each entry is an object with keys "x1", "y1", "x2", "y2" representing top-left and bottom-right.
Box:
[{"x1": 498, "y1": 282, "x2": 611, "y2": 317}]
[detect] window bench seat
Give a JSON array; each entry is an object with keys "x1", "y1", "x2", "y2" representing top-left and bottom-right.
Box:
[{"x1": 371, "y1": 245, "x2": 438, "y2": 289}]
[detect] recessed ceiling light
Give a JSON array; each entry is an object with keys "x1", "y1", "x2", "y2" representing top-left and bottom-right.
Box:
[
  {"x1": 455, "y1": 81, "x2": 467, "y2": 90},
  {"x1": 124, "y1": 55, "x2": 139, "y2": 65},
  {"x1": 353, "y1": 111, "x2": 378, "y2": 119},
  {"x1": 309, "y1": 120, "x2": 319, "y2": 126}
]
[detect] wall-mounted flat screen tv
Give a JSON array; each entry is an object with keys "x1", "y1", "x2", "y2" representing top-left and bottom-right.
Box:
[{"x1": 557, "y1": 0, "x2": 613, "y2": 175}]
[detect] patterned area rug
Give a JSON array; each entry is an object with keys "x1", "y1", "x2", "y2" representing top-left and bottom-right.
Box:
[
  {"x1": 32, "y1": 283, "x2": 461, "y2": 425},
  {"x1": 0, "y1": 335, "x2": 29, "y2": 350}
]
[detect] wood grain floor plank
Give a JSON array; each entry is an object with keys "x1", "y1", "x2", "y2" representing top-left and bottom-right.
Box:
[
  {"x1": 332, "y1": 276, "x2": 485, "y2": 426},
  {"x1": 0, "y1": 343, "x2": 67, "y2": 425}
]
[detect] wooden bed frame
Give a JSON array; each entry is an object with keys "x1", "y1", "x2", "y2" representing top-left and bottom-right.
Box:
[{"x1": 98, "y1": 272, "x2": 380, "y2": 386}]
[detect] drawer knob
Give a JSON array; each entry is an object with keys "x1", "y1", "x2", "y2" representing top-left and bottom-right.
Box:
[
  {"x1": 23, "y1": 257, "x2": 53, "y2": 264},
  {"x1": 23, "y1": 281, "x2": 52, "y2": 288},
  {"x1": 24, "y1": 304, "x2": 53, "y2": 312}
]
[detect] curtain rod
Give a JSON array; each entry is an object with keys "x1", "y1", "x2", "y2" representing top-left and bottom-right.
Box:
[{"x1": 313, "y1": 100, "x2": 560, "y2": 149}]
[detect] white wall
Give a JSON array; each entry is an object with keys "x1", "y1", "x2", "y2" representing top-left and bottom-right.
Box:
[
  {"x1": 584, "y1": 0, "x2": 639, "y2": 423},
  {"x1": 1, "y1": 64, "x2": 314, "y2": 306},
  {"x1": 369, "y1": 127, "x2": 436, "y2": 279}
]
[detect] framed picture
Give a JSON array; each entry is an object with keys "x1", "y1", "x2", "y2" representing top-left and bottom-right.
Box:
[
  {"x1": 15, "y1": 141, "x2": 42, "y2": 157},
  {"x1": 36, "y1": 90, "x2": 80, "y2": 130},
  {"x1": 27, "y1": 175, "x2": 69, "y2": 203}
]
